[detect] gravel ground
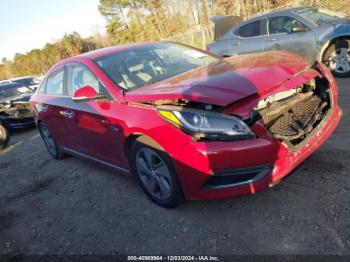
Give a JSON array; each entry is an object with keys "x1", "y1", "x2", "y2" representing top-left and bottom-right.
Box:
[{"x1": 0, "y1": 79, "x2": 349, "y2": 256}]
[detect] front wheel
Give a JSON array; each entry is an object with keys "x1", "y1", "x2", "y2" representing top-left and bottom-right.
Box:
[
  {"x1": 323, "y1": 40, "x2": 350, "y2": 78},
  {"x1": 0, "y1": 123, "x2": 10, "y2": 150},
  {"x1": 130, "y1": 138, "x2": 184, "y2": 208}
]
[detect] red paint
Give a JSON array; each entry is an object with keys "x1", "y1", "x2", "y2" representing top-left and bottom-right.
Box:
[{"x1": 30, "y1": 43, "x2": 342, "y2": 201}]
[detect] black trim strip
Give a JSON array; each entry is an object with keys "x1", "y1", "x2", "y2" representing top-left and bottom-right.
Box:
[
  {"x1": 202, "y1": 165, "x2": 272, "y2": 190},
  {"x1": 62, "y1": 147, "x2": 130, "y2": 174}
]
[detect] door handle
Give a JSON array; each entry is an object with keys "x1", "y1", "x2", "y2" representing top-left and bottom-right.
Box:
[
  {"x1": 60, "y1": 110, "x2": 74, "y2": 119},
  {"x1": 37, "y1": 104, "x2": 48, "y2": 112},
  {"x1": 265, "y1": 38, "x2": 276, "y2": 42}
]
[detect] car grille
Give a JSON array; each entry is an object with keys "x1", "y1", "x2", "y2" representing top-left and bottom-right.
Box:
[
  {"x1": 265, "y1": 95, "x2": 323, "y2": 137},
  {"x1": 258, "y1": 85, "x2": 331, "y2": 147}
]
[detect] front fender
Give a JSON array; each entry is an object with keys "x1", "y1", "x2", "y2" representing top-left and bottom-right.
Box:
[{"x1": 316, "y1": 30, "x2": 350, "y2": 61}]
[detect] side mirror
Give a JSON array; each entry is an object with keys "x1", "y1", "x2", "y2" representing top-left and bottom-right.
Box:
[
  {"x1": 72, "y1": 85, "x2": 106, "y2": 103},
  {"x1": 291, "y1": 26, "x2": 309, "y2": 33}
]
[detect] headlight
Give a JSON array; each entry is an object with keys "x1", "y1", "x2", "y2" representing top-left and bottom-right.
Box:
[{"x1": 158, "y1": 107, "x2": 255, "y2": 141}]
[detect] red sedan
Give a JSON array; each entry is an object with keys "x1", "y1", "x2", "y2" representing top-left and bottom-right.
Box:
[{"x1": 30, "y1": 42, "x2": 342, "y2": 207}]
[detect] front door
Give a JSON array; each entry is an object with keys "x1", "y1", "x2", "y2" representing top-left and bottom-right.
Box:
[
  {"x1": 38, "y1": 67, "x2": 75, "y2": 148},
  {"x1": 263, "y1": 16, "x2": 315, "y2": 63},
  {"x1": 66, "y1": 63, "x2": 125, "y2": 166}
]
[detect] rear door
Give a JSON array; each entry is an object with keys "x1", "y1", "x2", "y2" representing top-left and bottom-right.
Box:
[
  {"x1": 264, "y1": 15, "x2": 315, "y2": 62},
  {"x1": 66, "y1": 63, "x2": 125, "y2": 165},
  {"x1": 37, "y1": 67, "x2": 75, "y2": 147},
  {"x1": 230, "y1": 19, "x2": 267, "y2": 56}
]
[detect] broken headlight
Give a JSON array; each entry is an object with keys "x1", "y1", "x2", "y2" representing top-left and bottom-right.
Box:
[{"x1": 158, "y1": 108, "x2": 255, "y2": 141}]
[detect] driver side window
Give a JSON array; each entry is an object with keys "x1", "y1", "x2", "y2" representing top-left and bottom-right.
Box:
[
  {"x1": 66, "y1": 64, "x2": 108, "y2": 97},
  {"x1": 268, "y1": 16, "x2": 306, "y2": 34}
]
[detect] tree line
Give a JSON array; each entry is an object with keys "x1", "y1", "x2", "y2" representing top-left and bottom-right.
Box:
[
  {"x1": 0, "y1": 32, "x2": 109, "y2": 80},
  {"x1": 1, "y1": 0, "x2": 343, "y2": 80}
]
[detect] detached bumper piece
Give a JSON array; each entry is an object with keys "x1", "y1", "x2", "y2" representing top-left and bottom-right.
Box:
[{"x1": 202, "y1": 165, "x2": 272, "y2": 190}]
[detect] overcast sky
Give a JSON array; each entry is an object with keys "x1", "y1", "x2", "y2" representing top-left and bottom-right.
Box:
[{"x1": 0, "y1": 0, "x2": 106, "y2": 60}]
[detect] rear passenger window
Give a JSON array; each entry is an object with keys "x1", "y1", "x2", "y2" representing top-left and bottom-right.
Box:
[
  {"x1": 238, "y1": 21, "x2": 262, "y2": 38},
  {"x1": 46, "y1": 70, "x2": 64, "y2": 95}
]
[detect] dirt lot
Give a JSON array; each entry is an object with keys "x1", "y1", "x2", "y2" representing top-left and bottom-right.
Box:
[{"x1": 0, "y1": 79, "x2": 349, "y2": 256}]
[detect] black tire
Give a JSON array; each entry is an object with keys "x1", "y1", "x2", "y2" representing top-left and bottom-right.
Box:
[
  {"x1": 38, "y1": 122, "x2": 66, "y2": 160},
  {"x1": 129, "y1": 136, "x2": 185, "y2": 208},
  {"x1": 322, "y1": 39, "x2": 350, "y2": 78},
  {"x1": 0, "y1": 123, "x2": 10, "y2": 150}
]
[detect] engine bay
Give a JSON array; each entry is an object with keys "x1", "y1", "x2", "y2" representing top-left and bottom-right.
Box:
[{"x1": 256, "y1": 78, "x2": 332, "y2": 147}]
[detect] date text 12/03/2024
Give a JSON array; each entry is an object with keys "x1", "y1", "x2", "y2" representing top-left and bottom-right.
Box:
[{"x1": 127, "y1": 256, "x2": 220, "y2": 261}]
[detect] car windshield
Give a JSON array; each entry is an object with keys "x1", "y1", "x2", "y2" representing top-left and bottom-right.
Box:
[
  {"x1": 296, "y1": 8, "x2": 345, "y2": 25},
  {"x1": 95, "y1": 43, "x2": 219, "y2": 90},
  {"x1": 0, "y1": 84, "x2": 33, "y2": 99}
]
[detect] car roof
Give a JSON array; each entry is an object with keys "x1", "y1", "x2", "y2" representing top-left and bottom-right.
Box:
[{"x1": 248, "y1": 7, "x2": 312, "y2": 20}]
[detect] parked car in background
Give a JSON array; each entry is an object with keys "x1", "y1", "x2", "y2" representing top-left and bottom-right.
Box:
[
  {"x1": 0, "y1": 82, "x2": 35, "y2": 149},
  {"x1": 0, "y1": 75, "x2": 42, "y2": 91},
  {"x1": 208, "y1": 7, "x2": 350, "y2": 77},
  {"x1": 12, "y1": 76, "x2": 42, "y2": 90},
  {"x1": 30, "y1": 42, "x2": 341, "y2": 207}
]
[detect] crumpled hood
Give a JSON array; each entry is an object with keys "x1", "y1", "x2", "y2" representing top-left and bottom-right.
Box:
[{"x1": 124, "y1": 51, "x2": 319, "y2": 107}]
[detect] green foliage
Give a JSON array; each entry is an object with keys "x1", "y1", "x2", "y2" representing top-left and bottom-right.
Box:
[{"x1": 0, "y1": 32, "x2": 100, "y2": 80}]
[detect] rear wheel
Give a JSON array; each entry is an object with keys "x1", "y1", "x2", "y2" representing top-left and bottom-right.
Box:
[
  {"x1": 130, "y1": 137, "x2": 184, "y2": 208},
  {"x1": 323, "y1": 39, "x2": 350, "y2": 78},
  {"x1": 0, "y1": 123, "x2": 10, "y2": 150},
  {"x1": 39, "y1": 123, "x2": 66, "y2": 159}
]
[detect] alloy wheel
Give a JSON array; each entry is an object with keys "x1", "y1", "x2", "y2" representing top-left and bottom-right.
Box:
[
  {"x1": 135, "y1": 147, "x2": 173, "y2": 200},
  {"x1": 327, "y1": 47, "x2": 350, "y2": 74},
  {"x1": 41, "y1": 125, "x2": 57, "y2": 156},
  {"x1": 0, "y1": 124, "x2": 10, "y2": 150}
]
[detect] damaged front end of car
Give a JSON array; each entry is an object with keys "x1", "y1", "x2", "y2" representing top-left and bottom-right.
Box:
[
  {"x1": 1, "y1": 101, "x2": 31, "y2": 117},
  {"x1": 149, "y1": 63, "x2": 335, "y2": 149},
  {"x1": 255, "y1": 76, "x2": 332, "y2": 148},
  {"x1": 0, "y1": 99, "x2": 34, "y2": 129}
]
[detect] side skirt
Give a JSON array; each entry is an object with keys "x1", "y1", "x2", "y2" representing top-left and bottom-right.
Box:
[{"x1": 61, "y1": 147, "x2": 131, "y2": 175}]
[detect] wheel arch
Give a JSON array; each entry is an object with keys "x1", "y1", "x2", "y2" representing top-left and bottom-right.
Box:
[
  {"x1": 0, "y1": 118, "x2": 7, "y2": 127},
  {"x1": 0, "y1": 117, "x2": 11, "y2": 131},
  {"x1": 124, "y1": 133, "x2": 165, "y2": 163},
  {"x1": 319, "y1": 35, "x2": 350, "y2": 62}
]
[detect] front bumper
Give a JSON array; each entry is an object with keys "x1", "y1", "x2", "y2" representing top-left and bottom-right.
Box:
[
  {"x1": 173, "y1": 105, "x2": 342, "y2": 200},
  {"x1": 4, "y1": 117, "x2": 35, "y2": 130}
]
